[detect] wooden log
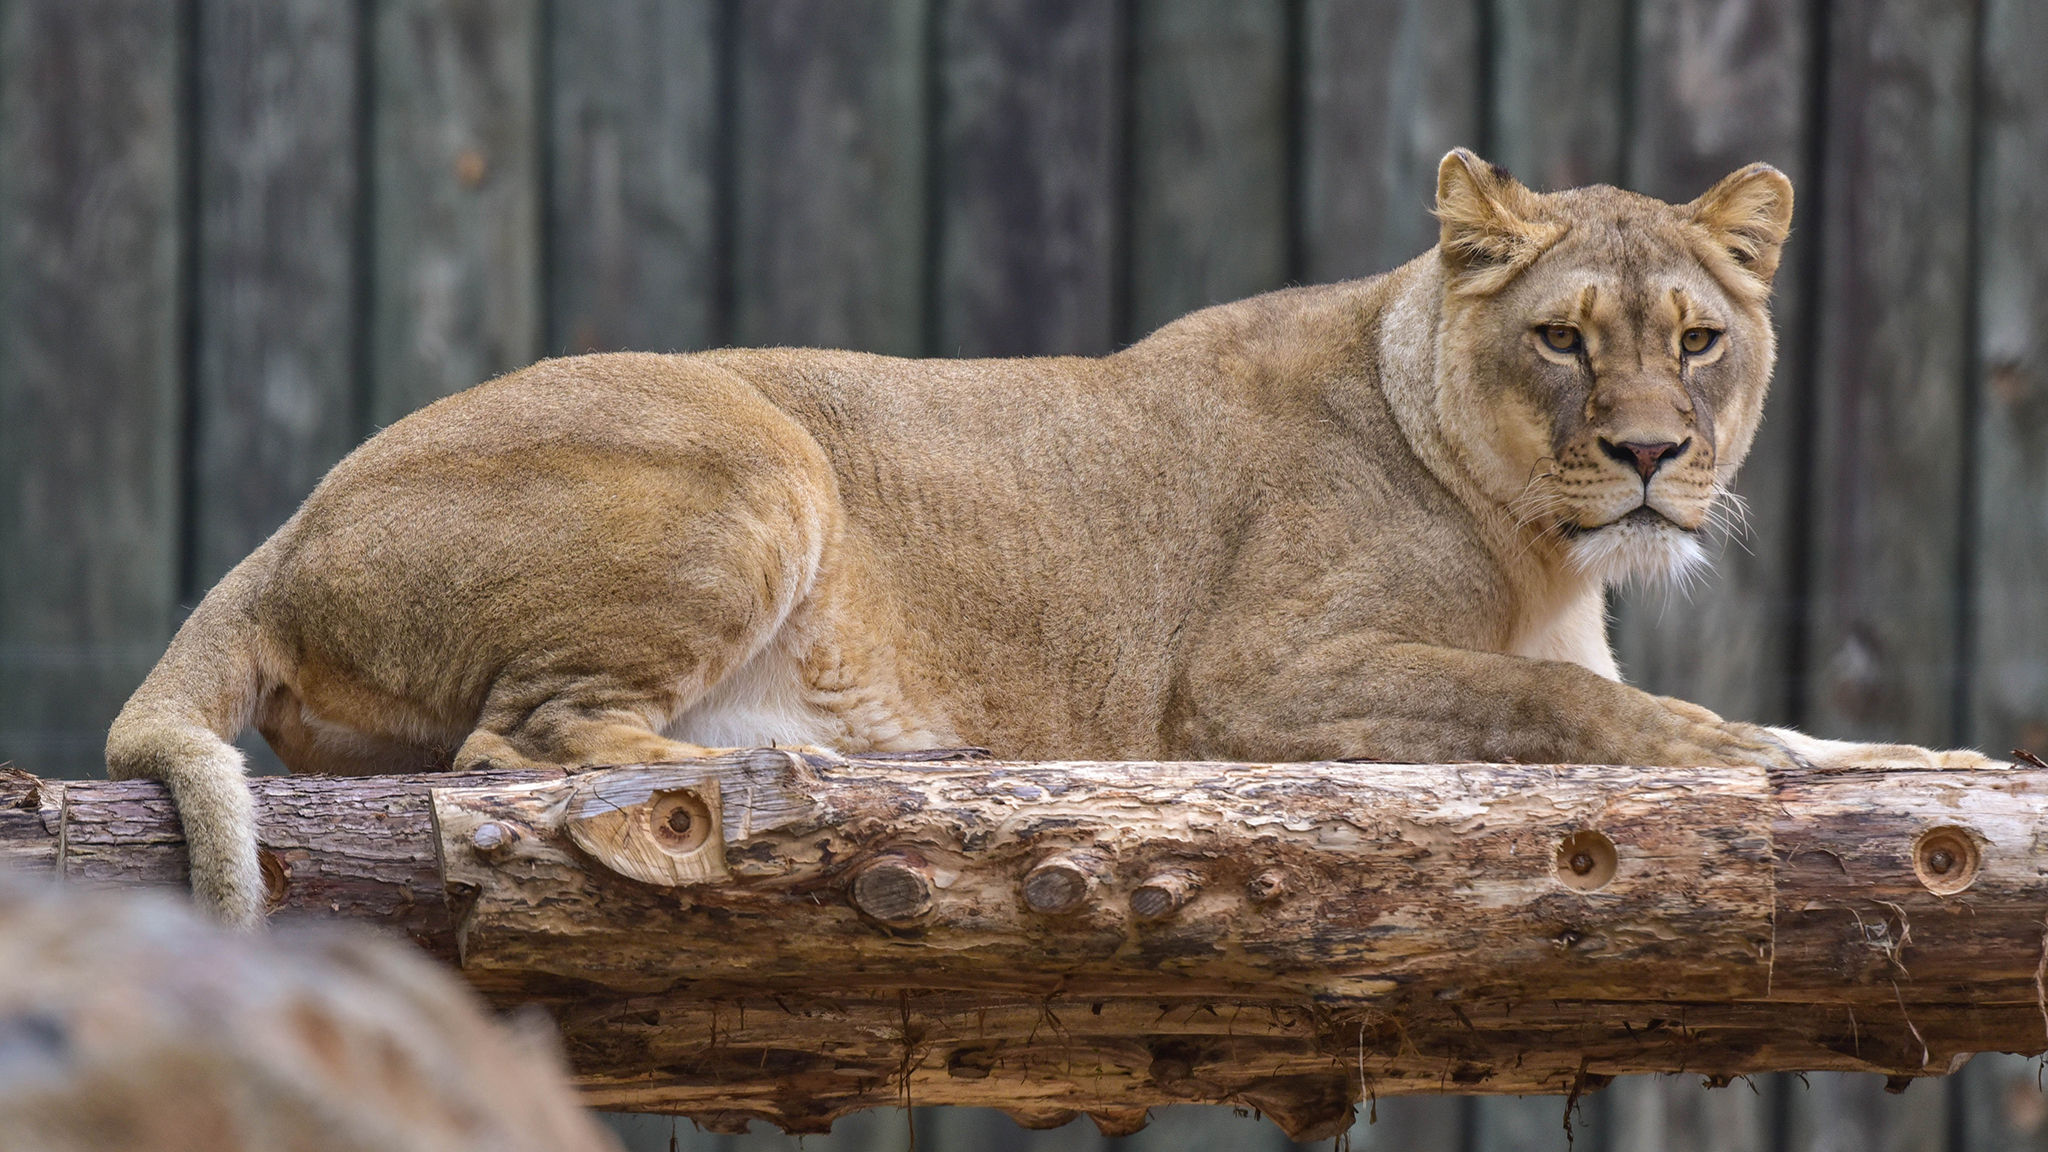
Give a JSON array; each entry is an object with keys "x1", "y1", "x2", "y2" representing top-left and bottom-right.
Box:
[
  {"x1": 4, "y1": 754, "x2": 2044, "y2": 1141},
  {"x1": 0, "y1": 877, "x2": 620, "y2": 1152}
]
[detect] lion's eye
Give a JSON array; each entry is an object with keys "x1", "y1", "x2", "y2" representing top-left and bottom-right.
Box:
[
  {"x1": 1681, "y1": 327, "x2": 1720, "y2": 355},
  {"x1": 1540, "y1": 324, "x2": 1581, "y2": 353}
]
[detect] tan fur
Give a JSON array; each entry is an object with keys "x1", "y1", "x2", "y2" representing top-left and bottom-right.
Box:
[{"x1": 108, "y1": 150, "x2": 1996, "y2": 927}]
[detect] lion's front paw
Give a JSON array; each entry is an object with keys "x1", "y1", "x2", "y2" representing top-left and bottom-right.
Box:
[{"x1": 1759, "y1": 727, "x2": 2008, "y2": 771}]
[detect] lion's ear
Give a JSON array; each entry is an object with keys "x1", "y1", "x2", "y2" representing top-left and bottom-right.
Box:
[
  {"x1": 1434, "y1": 149, "x2": 1563, "y2": 293},
  {"x1": 1688, "y1": 163, "x2": 1794, "y2": 285}
]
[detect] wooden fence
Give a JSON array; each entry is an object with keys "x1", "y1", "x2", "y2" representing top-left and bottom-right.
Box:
[{"x1": 0, "y1": 0, "x2": 2043, "y2": 1149}]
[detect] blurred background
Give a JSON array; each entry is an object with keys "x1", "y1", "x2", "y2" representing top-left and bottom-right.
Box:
[{"x1": 0, "y1": 0, "x2": 2043, "y2": 1148}]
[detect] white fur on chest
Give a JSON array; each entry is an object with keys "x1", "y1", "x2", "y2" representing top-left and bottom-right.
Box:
[
  {"x1": 1507, "y1": 587, "x2": 1619, "y2": 680},
  {"x1": 666, "y1": 642, "x2": 839, "y2": 749}
]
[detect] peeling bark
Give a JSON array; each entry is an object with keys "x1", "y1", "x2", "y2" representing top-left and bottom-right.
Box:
[{"x1": 3, "y1": 754, "x2": 2042, "y2": 1141}]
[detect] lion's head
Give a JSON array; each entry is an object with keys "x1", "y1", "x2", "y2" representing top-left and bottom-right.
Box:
[{"x1": 1428, "y1": 148, "x2": 1793, "y2": 588}]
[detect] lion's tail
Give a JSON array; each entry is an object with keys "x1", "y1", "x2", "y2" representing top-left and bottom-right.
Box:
[{"x1": 104, "y1": 562, "x2": 271, "y2": 928}]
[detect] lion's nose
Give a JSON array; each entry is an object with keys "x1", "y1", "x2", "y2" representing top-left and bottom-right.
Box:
[{"x1": 1600, "y1": 438, "x2": 1689, "y2": 482}]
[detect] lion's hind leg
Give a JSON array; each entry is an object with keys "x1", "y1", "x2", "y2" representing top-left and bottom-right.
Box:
[{"x1": 454, "y1": 682, "x2": 728, "y2": 774}]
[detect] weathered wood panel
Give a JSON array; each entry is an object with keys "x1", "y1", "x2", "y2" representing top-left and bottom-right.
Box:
[
  {"x1": 1802, "y1": 0, "x2": 1979, "y2": 749},
  {"x1": 1612, "y1": 0, "x2": 1816, "y2": 726},
  {"x1": 0, "y1": 0, "x2": 185, "y2": 780},
  {"x1": 933, "y1": 0, "x2": 1119, "y2": 358},
  {"x1": 1126, "y1": 0, "x2": 1290, "y2": 341},
  {"x1": 368, "y1": 0, "x2": 542, "y2": 427},
  {"x1": 1785, "y1": 1072, "x2": 1950, "y2": 1152},
  {"x1": 1968, "y1": 0, "x2": 2048, "y2": 760},
  {"x1": 1958, "y1": 1, "x2": 2048, "y2": 1142},
  {"x1": 547, "y1": 0, "x2": 721, "y2": 357},
  {"x1": 1487, "y1": 0, "x2": 1631, "y2": 191},
  {"x1": 189, "y1": 0, "x2": 363, "y2": 592},
  {"x1": 731, "y1": 0, "x2": 928, "y2": 356},
  {"x1": 1606, "y1": 1072, "x2": 1776, "y2": 1152},
  {"x1": 1955, "y1": 1052, "x2": 2048, "y2": 1151},
  {"x1": 1299, "y1": 0, "x2": 1484, "y2": 284}
]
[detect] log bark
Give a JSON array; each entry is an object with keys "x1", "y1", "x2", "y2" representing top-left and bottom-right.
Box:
[{"x1": 3, "y1": 753, "x2": 2043, "y2": 1141}]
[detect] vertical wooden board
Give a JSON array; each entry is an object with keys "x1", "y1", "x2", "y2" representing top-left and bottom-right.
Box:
[
  {"x1": 0, "y1": 0, "x2": 184, "y2": 779},
  {"x1": 1126, "y1": 0, "x2": 1289, "y2": 341},
  {"x1": 1349, "y1": 1096, "x2": 1467, "y2": 1152},
  {"x1": 1299, "y1": 0, "x2": 1484, "y2": 284},
  {"x1": 1609, "y1": 0, "x2": 1814, "y2": 726},
  {"x1": 1469, "y1": 1093, "x2": 1600, "y2": 1151},
  {"x1": 731, "y1": 0, "x2": 928, "y2": 356},
  {"x1": 1967, "y1": 0, "x2": 2048, "y2": 757},
  {"x1": 1605, "y1": 1074, "x2": 1775, "y2": 1152},
  {"x1": 1955, "y1": 1052, "x2": 2048, "y2": 1151},
  {"x1": 368, "y1": 0, "x2": 541, "y2": 428},
  {"x1": 1782, "y1": 1073, "x2": 1947, "y2": 1152},
  {"x1": 189, "y1": 0, "x2": 363, "y2": 593},
  {"x1": 1487, "y1": 0, "x2": 1631, "y2": 190},
  {"x1": 1802, "y1": 0, "x2": 1978, "y2": 747},
  {"x1": 548, "y1": 0, "x2": 720, "y2": 357},
  {"x1": 933, "y1": 0, "x2": 1118, "y2": 358}
]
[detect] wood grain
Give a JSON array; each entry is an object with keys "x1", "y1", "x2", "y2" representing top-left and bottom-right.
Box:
[
  {"x1": 933, "y1": 0, "x2": 1119, "y2": 357},
  {"x1": 0, "y1": 0, "x2": 185, "y2": 780},
  {"x1": 1611, "y1": 0, "x2": 1816, "y2": 728},
  {"x1": 731, "y1": 0, "x2": 929, "y2": 355},
  {"x1": 14, "y1": 754, "x2": 2048, "y2": 1139},
  {"x1": 1967, "y1": 0, "x2": 2048, "y2": 759},
  {"x1": 547, "y1": 0, "x2": 720, "y2": 357},
  {"x1": 189, "y1": 0, "x2": 363, "y2": 592},
  {"x1": 1487, "y1": 0, "x2": 1631, "y2": 191},
  {"x1": 1299, "y1": 0, "x2": 1483, "y2": 284},
  {"x1": 1803, "y1": 0, "x2": 1979, "y2": 748},
  {"x1": 1126, "y1": 0, "x2": 1290, "y2": 340},
  {"x1": 368, "y1": 0, "x2": 542, "y2": 427}
]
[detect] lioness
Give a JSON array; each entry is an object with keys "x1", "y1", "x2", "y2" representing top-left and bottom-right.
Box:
[{"x1": 109, "y1": 150, "x2": 1993, "y2": 928}]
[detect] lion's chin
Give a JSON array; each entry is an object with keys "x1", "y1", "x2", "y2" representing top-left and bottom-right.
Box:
[{"x1": 1563, "y1": 509, "x2": 1708, "y2": 588}]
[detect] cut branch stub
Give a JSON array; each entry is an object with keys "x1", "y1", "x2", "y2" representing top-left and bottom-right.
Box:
[
  {"x1": 1022, "y1": 854, "x2": 1098, "y2": 914},
  {"x1": 1555, "y1": 829, "x2": 1618, "y2": 891},
  {"x1": 850, "y1": 855, "x2": 935, "y2": 925},
  {"x1": 1912, "y1": 825, "x2": 1981, "y2": 895},
  {"x1": 1130, "y1": 871, "x2": 1195, "y2": 920},
  {"x1": 564, "y1": 772, "x2": 728, "y2": 886}
]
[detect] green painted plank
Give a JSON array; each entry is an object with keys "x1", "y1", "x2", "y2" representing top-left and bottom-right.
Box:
[
  {"x1": 934, "y1": 0, "x2": 1119, "y2": 357},
  {"x1": 1300, "y1": 0, "x2": 1484, "y2": 282},
  {"x1": 1488, "y1": 0, "x2": 1631, "y2": 190},
  {"x1": 190, "y1": 0, "x2": 363, "y2": 592},
  {"x1": 1802, "y1": 0, "x2": 1979, "y2": 747},
  {"x1": 368, "y1": 0, "x2": 542, "y2": 428},
  {"x1": 1610, "y1": 0, "x2": 1816, "y2": 727},
  {"x1": 0, "y1": 0, "x2": 185, "y2": 779},
  {"x1": 548, "y1": 0, "x2": 720, "y2": 356},
  {"x1": 1967, "y1": 0, "x2": 2048, "y2": 756},
  {"x1": 1126, "y1": 0, "x2": 1290, "y2": 340},
  {"x1": 731, "y1": 0, "x2": 928, "y2": 355}
]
